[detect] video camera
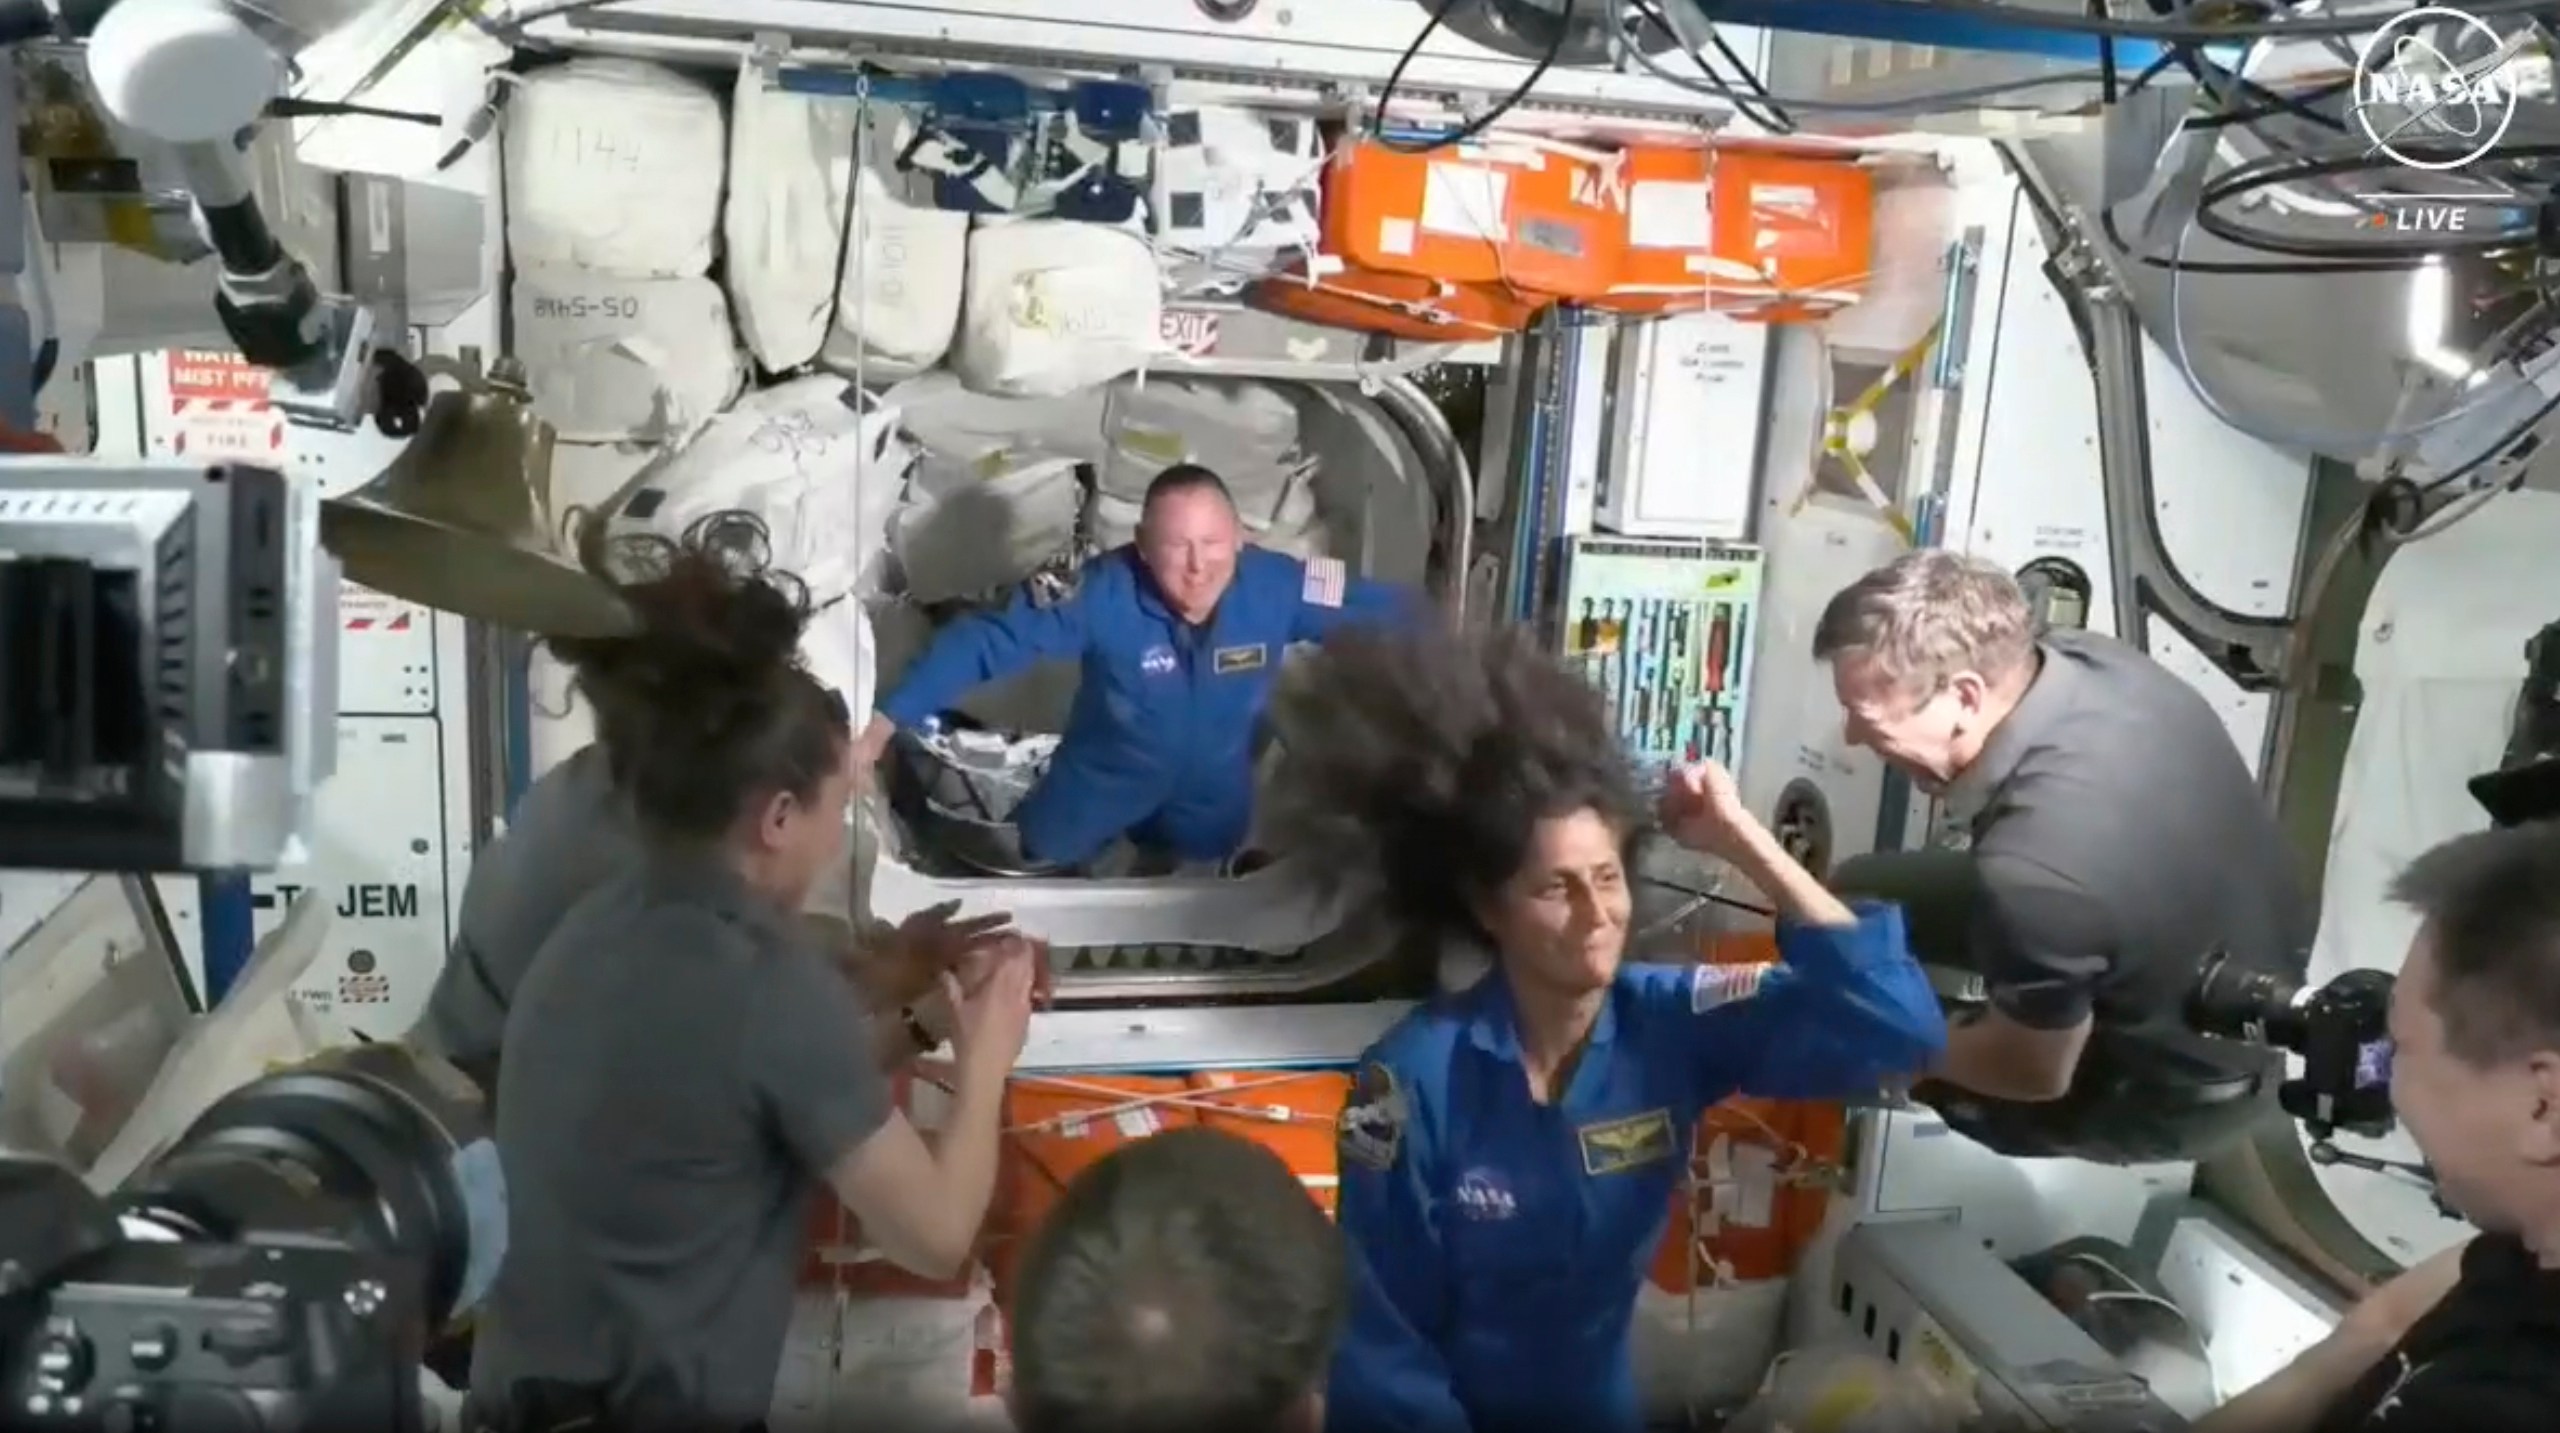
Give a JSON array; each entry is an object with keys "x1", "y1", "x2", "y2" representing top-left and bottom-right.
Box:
[
  {"x1": 2183, "y1": 619, "x2": 2560, "y2": 1187},
  {"x1": 0, "y1": 1044, "x2": 497, "y2": 1431},
  {"x1": 4, "y1": 463, "x2": 496, "y2": 1429}
]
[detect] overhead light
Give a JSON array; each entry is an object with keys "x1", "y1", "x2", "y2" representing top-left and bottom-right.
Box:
[{"x1": 2406, "y1": 256, "x2": 2475, "y2": 381}]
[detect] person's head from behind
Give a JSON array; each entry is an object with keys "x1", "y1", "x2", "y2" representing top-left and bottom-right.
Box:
[
  {"x1": 552, "y1": 523, "x2": 854, "y2": 907},
  {"x1": 1267, "y1": 626, "x2": 1647, "y2": 999},
  {"x1": 1010, "y1": 1126, "x2": 1345, "y2": 1433},
  {"x1": 2383, "y1": 822, "x2": 2560, "y2": 1236},
  {"x1": 1812, "y1": 550, "x2": 2039, "y2": 791},
  {"x1": 1138, "y1": 463, "x2": 1243, "y2": 624}
]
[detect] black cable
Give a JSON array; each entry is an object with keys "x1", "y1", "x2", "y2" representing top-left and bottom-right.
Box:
[
  {"x1": 2170, "y1": 45, "x2": 2351, "y2": 131},
  {"x1": 2094, "y1": 2, "x2": 2118, "y2": 106},
  {"x1": 2417, "y1": 378, "x2": 2560, "y2": 495},
  {"x1": 2098, "y1": 207, "x2": 2421, "y2": 275},
  {"x1": 1371, "y1": 0, "x2": 1568, "y2": 154},
  {"x1": 1624, "y1": 0, "x2": 1794, "y2": 133},
  {"x1": 2194, "y1": 142, "x2": 2559, "y2": 262}
]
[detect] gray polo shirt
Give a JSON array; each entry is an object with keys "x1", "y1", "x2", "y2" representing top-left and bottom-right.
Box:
[
  {"x1": 410, "y1": 745, "x2": 639, "y2": 1087},
  {"x1": 470, "y1": 851, "x2": 894, "y2": 1431},
  {"x1": 1835, "y1": 629, "x2": 2311, "y2": 1088}
]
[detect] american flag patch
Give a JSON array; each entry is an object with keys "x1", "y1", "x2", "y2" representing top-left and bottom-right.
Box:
[
  {"x1": 1692, "y1": 962, "x2": 1771, "y2": 1014},
  {"x1": 1303, "y1": 556, "x2": 1347, "y2": 609}
]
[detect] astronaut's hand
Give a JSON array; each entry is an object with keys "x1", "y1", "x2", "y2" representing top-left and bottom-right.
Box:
[
  {"x1": 1659, "y1": 760, "x2": 1765, "y2": 864},
  {"x1": 2341, "y1": 1238, "x2": 2470, "y2": 1353},
  {"x1": 899, "y1": 900, "x2": 1017, "y2": 979}
]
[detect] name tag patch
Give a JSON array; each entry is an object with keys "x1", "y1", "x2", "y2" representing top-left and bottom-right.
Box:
[
  {"x1": 1303, "y1": 556, "x2": 1347, "y2": 609},
  {"x1": 1338, "y1": 1061, "x2": 1407, "y2": 1171},
  {"x1": 1140, "y1": 644, "x2": 1178, "y2": 676},
  {"x1": 1578, "y1": 1108, "x2": 1675, "y2": 1177},
  {"x1": 1213, "y1": 643, "x2": 1269, "y2": 675},
  {"x1": 1692, "y1": 961, "x2": 1771, "y2": 1014}
]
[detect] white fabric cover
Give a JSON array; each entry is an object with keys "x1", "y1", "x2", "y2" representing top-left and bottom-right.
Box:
[
  {"x1": 1097, "y1": 377, "x2": 1312, "y2": 521},
  {"x1": 1087, "y1": 480, "x2": 1321, "y2": 560},
  {"x1": 511, "y1": 267, "x2": 746, "y2": 442},
  {"x1": 952, "y1": 220, "x2": 1164, "y2": 398},
  {"x1": 722, "y1": 68, "x2": 859, "y2": 372},
  {"x1": 890, "y1": 455, "x2": 1085, "y2": 604},
  {"x1": 606, "y1": 375, "x2": 914, "y2": 606},
  {"x1": 503, "y1": 59, "x2": 725, "y2": 278},
  {"x1": 821, "y1": 133, "x2": 973, "y2": 381},
  {"x1": 881, "y1": 371, "x2": 1109, "y2": 499},
  {"x1": 1152, "y1": 106, "x2": 1324, "y2": 295}
]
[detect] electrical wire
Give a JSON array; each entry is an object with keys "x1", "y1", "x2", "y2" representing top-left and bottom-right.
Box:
[
  {"x1": 1606, "y1": 0, "x2": 2112, "y2": 115},
  {"x1": 1370, "y1": 0, "x2": 1569, "y2": 153},
  {"x1": 2193, "y1": 143, "x2": 2558, "y2": 262},
  {"x1": 1621, "y1": 0, "x2": 1794, "y2": 133}
]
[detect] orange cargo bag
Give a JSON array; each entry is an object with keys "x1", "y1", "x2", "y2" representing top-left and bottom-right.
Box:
[
  {"x1": 1249, "y1": 265, "x2": 1548, "y2": 341},
  {"x1": 1592, "y1": 143, "x2": 1715, "y2": 316},
  {"x1": 1187, "y1": 1069, "x2": 1355, "y2": 1216},
  {"x1": 1320, "y1": 137, "x2": 1623, "y2": 302},
  {"x1": 1705, "y1": 149, "x2": 1875, "y2": 318}
]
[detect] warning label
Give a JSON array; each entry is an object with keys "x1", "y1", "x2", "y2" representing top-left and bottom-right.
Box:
[
  {"x1": 1160, "y1": 310, "x2": 1220, "y2": 358},
  {"x1": 166, "y1": 350, "x2": 272, "y2": 407},
  {"x1": 338, "y1": 973, "x2": 392, "y2": 1006},
  {"x1": 342, "y1": 586, "x2": 419, "y2": 634}
]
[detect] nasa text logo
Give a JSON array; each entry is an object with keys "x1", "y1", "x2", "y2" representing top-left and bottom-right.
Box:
[{"x1": 2352, "y1": 6, "x2": 2545, "y2": 172}]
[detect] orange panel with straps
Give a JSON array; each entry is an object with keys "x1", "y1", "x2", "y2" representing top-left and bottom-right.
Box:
[
  {"x1": 1647, "y1": 928, "x2": 1850, "y2": 1293},
  {"x1": 1589, "y1": 143, "x2": 1716, "y2": 317},
  {"x1": 1319, "y1": 137, "x2": 1623, "y2": 302}
]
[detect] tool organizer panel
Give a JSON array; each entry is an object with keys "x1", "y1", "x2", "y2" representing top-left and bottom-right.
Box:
[{"x1": 1558, "y1": 535, "x2": 1764, "y2": 779}]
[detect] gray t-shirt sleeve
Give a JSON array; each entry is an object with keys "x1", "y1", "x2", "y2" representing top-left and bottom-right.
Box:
[
  {"x1": 742, "y1": 944, "x2": 898, "y2": 1177},
  {"x1": 1972, "y1": 852, "x2": 2116, "y2": 1031}
]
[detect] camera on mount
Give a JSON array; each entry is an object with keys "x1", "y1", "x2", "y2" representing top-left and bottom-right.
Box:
[
  {"x1": 0, "y1": 1043, "x2": 496, "y2": 1432},
  {"x1": 2187, "y1": 957, "x2": 2396, "y2": 1140}
]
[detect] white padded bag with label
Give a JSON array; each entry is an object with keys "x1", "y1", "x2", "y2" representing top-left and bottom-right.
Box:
[
  {"x1": 821, "y1": 126, "x2": 972, "y2": 381},
  {"x1": 504, "y1": 59, "x2": 725, "y2": 278},
  {"x1": 512, "y1": 267, "x2": 746, "y2": 443},
  {"x1": 881, "y1": 371, "x2": 1108, "y2": 499},
  {"x1": 952, "y1": 220, "x2": 1163, "y2": 399},
  {"x1": 606, "y1": 375, "x2": 915, "y2": 606},
  {"x1": 1097, "y1": 376, "x2": 1310, "y2": 519},
  {"x1": 889, "y1": 455, "x2": 1084, "y2": 605},
  {"x1": 723, "y1": 67, "x2": 859, "y2": 372},
  {"x1": 1153, "y1": 106, "x2": 1323, "y2": 295}
]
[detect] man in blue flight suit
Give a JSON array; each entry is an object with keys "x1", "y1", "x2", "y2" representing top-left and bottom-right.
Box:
[{"x1": 856, "y1": 463, "x2": 1417, "y2": 870}]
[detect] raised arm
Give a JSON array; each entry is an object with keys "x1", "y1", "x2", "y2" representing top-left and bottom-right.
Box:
[
  {"x1": 1291, "y1": 555, "x2": 1425, "y2": 644},
  {"x1": 869, "y1": 578, "x2": 1093, "y2": 742},
  {"x1": 1325, "y1": 1059, "x2": 1475, "y2": 1433}
]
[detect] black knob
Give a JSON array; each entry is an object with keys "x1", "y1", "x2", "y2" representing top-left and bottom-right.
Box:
[{"x1": 127, "y1": 1324, "x2": 179, "y2": 1372}]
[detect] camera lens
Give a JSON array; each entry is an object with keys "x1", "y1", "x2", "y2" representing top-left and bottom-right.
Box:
[
  {"x1": 2188, "y1": 953, "x2": 2306, "y2": 1050},
  {"x1": 112, "y1": 1044, "x2": 499, "y2": 1331}
]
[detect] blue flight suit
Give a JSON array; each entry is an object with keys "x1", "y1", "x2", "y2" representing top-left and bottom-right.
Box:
[
  {"x1": 1326, "y1": 904, "x2": 1947, "y2": 1433},
  {"x1": 877, "y1": 544, "x2": 1412, "y2": 867}
]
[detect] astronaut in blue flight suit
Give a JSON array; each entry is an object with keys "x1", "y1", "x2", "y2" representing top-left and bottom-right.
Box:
[
  {"x1": 1258, "y1": 626, "x2": 1947, "y2": 1433},
  {"x1": 857, "y1": 463, "x2": 1416, "y2": 869}
]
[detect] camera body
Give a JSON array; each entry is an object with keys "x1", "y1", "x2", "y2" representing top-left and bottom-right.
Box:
[
  {"x1": 0, "y1": 1046, "x2": 495, "y2": 1433},
  {"x1": 2189, "y1": 955, "x2": 2396, "y2": 1139}
]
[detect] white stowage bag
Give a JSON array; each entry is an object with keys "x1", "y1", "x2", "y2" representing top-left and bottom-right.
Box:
[
  {"x1": 889, "y1": 455, "x2": 1084, "y2": 604},
  {"x1": 1087, "y1": 475, "x2": 1323, "y2": 558},
  {"x1": 723, "y1": 67, "x2": 859, "y2": 371},
  {"x1": 606, "y1": 375, "x2": 915, "y2": 605},
  {"x1": 882, "y1": 371, "x2": 1109, "y2": 499},
  {"x1": 512, "y1": 267, "x2": 746, "y2": 442},
  {"x1": 821, "y1": 127, "x2": 973, "y2": 381},
  {"x1": 952, "y1": 220, "x2": 1164, "y2": 398},
  {"x1": 1153, "y1": 105, "x2": 1324, "y2": 295},
  {"x1": 503, "y1": 59, "x2": 725, "y2": 278},
  {"x1": 1097, "y1": 376, "x2": 1312, "y2": 519}
]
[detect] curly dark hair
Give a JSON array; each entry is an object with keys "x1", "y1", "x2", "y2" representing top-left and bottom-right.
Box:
[
  {"x1": 548, "y1": 514, "x2": 847, "y2": 839},
  {"x1": 1264, "y1": 623, "x2": 1647, "y2": 938}
]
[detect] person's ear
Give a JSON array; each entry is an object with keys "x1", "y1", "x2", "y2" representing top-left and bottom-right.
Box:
[
  {"x1": 758, "y1": 788, "x2": 800, "y2": 849},
  {"x1": 2520, "y1": 1052, "x2": 2560, "y2": 1164},
  {"x1": 1946, "y1": 670, "x2": 1989, "y2": 718}
]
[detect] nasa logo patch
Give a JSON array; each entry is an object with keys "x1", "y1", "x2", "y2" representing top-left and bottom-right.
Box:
[{"x1": 1140, "y1": 645, "x2": 1178, "y2": 676}]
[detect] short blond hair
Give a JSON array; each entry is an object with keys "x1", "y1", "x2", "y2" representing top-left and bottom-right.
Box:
[{"x1": 1811, "y1": 551, "x2": 2036, "y2": 694}]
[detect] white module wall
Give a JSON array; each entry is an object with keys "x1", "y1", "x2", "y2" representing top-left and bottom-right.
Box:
[{"x1": 82, "y1": 349, "x2": 480, "y2": 1042}]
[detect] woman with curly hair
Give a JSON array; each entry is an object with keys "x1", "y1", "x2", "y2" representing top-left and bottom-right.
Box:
[
  {"x1": 1262, "y1": 625, "x2": 1946, "y2": 1433},
  {"x1": 406, "y1": 519, "x2": 1027, "y2": 1104},
  {"x1": 461, "y1": 531, "x2": 1041, "y2": 1433}
]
